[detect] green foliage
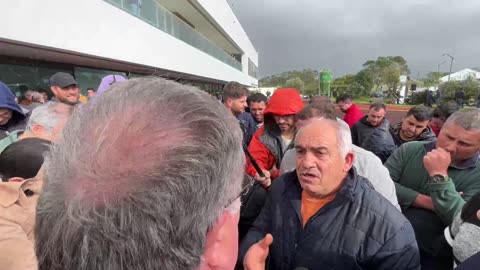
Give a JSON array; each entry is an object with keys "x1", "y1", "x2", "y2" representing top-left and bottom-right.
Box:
[
  {"x1": 260, "y1": 69, "x2": 319, "y2": 95},
  {"x1": 406, "y1": 90, "x2": 428, "y2": 105},
  {"x1": 260, "y1": 69, "x2": 319, "y2": 88},
  {"x1": 438, "y1": 77, "x2": 480, "y2": 103},
  {"x1": 284, "y1": 77, "x2": 305, "y2": 92},
  {"x1": 360, "y1": 56, "x2": 410, "y2": 101},
  {"x1": 422, "y1": 72, "x2": 448, "y2": 89}
]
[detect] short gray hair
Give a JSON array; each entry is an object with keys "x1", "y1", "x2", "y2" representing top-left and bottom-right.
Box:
[
  {"x1": 26, "y1": 102, "x2": 73, "y2": 134},
  {"x1": 296, "y1": 118, "x2": 352, "y2": 157},
  {"x1": 445, "y1": 108, "x2": 480, "y2": 131},
  {"x1": 35, "y1": 78, "x2": 245, "y2": 270}
]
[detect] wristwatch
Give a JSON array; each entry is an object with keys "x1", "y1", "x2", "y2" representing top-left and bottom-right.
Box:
[{"x1": 428, "y1": 174, "x2": 449, "y2": 184}]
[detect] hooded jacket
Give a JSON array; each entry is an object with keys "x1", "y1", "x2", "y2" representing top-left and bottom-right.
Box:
[
  {"x1": 246, "y1": 88, "x2": 304, "y2": 179},
  {"x1": 351, "y1": 115, "x2": 396, "y2": 162},
  {"x1": 0, "y1": 82, "x2": 27, "y2": 140}
]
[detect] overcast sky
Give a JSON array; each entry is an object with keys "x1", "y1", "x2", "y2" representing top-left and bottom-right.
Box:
[{"x1": 229, "y1": 0, "x2": 480, "y2": 79}]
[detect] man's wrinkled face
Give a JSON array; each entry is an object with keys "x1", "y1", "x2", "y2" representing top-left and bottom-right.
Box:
[
  {"x1": 0, "y1": 108, "x2": 12, "y2": 125},
  {"x1": 337, "y1": 101, "x2": 351, "y2": 113},
  {"x1": 367, "y1": 108, "x2": 385, "y2": 127},
  {"x1": 273, "y1": 114, "x2": 296, "y2": 133},
  {"x1": 227, "y1": 96, "x2": 247, "y2": 116},
  {"x1": 295, "y1": 120, "x2": 353, "y2": 197},
  {"x1": 249, "y1": 101, "x2": 266, "y2": 123},
  {"x1": 51, "y1": 85, "x2": 79, "y2": 106},
  {"x1": 400, "y1": 115, "x2": 430, "y2": 141},
  {"x1": 437, "y1": 122, "x2": 480, "y2": 163}
]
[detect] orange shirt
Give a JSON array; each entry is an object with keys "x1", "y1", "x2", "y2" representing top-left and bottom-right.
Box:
[{"x1": 301, "y1": 191, "x2": 335, "y2": 227}]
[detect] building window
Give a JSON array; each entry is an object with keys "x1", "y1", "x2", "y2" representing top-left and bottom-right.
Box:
[
  {"x1": 74, "y1": 67, "x2": 126, "y2": 95},
  {"x1": 248, "y1": 58, "x2": 258, "y2": 78},
  {"x1": 0, "y1": 59, "x2": 72, "y2": 97}
]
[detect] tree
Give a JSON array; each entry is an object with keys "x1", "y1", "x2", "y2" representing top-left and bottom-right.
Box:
[
  {"x1": 422, "y1": 72, "x2": 448, "y2": 89},
  {"x1": 439, "y1": 77, "x2": 480, "y2": 103},
  {"x1": 284, "y1": 77, "x2": 305, "y2": 92}
]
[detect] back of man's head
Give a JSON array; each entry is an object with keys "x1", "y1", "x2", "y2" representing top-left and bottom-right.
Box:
[
  {"x1": 26, "y1": 102, "x2": 74, "y2": 141},
  {"x1": 0, "y1": 138, "x2": 50, "y2": 181},
  {"x1": 406, "y1": 105, "x2": 433, "y2": 122},
  {"x1": 297, "y1": 100, "x2": 337, "y2": 121},
  {"x1": 433, "y1": 102, "x2": 459, "y2": 121},
  {"x1": 222, "y1": 81, "x2": 248, "y2": 101},
  {"x1": 335, "y1": 94, "x2": 352, "y2": 104},
  {"x1": 35, "y1": 78, "x2": 245, "y2": 270}
]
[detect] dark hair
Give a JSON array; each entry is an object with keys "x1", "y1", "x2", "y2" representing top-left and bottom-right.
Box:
[
  {"x1": 248, "y1": 93, "x2": 267, "y2": 106},
  {"x1": 86, "y1": 88, "x2": 95, "y2": 91},
  {"x1": 433, "y1": 102, "x2": 459, "y2": 120},
  {"x1": 0, "y1": 138, "x2": 51, "y2": 181},
  {"x1": 406, "y1": 105, "x2": 433, "y2": 122},
  {"x1": 222, "y1": 81, "x2": 248, "y2": 101},
  {"x1": 336, "y1": 94, "x2": 352, "y2": 103},
  {"x1": 369, "y1": 102, "x2": 386, "y2": 111},
  {"x1": 297, "y1": 100, "x2": 336, "y2": 121}
]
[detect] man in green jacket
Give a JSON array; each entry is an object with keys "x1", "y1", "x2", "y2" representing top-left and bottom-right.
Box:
[{"x1": 385, "y1": 108, "x2": 480, "y2": 270}]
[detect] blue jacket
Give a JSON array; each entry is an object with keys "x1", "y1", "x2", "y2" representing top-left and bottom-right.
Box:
[
  {"x1": 0, "y1": 82, "x2": 26, "y2": 140},
  {"x1": 239, "y1": 170, "x2": 420, "y2": 270},
  {"x1": 237, "y1": 112, "x2": 256, "y2": 147}
]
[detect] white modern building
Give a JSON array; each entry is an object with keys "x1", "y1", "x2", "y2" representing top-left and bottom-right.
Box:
[
  {"x1": 439, "y1": 68, "x2": 480, "y2": 83},
  {"x1": 0, "y1": 0, "x2": 258, "y2": 96}
]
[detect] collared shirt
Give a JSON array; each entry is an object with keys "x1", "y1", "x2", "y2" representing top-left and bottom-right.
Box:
[{"x1": 0, "y1": 179, "x2": 41, "y2": 270}]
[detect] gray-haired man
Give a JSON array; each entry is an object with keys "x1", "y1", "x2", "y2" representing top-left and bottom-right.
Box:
[{"x1": 35, "y1": 78, "x2": 246, "y2": 270}]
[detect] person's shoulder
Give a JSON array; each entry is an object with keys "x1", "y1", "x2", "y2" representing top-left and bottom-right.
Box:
[
  {"x1": 353, "y1": 146, "x2": 381, "y2": 164},
  {"x1": 354, "y1": 177, "x2": 409, "y2": 227},
  {"x1": 269, "y1": 171, "x2": 297, "y2": 196}
]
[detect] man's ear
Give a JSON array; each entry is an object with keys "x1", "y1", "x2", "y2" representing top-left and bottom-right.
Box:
[
  {"x1": 226, "y1": 98, "x2": 233, "y2": 108},
  {"x1": 31, "y1": 124, "x2": 45, "y2": 136},
  {"x1": 343, "y1": 151, "x2": 354, "y2": 172},
  {"x1": 8, "y1": 177, "x2": 25, "y2": 183}
]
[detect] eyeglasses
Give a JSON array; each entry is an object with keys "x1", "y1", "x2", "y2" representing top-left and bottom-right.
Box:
[{"x1": 225, "y1": 174, "x2": 256, "y2": 208}]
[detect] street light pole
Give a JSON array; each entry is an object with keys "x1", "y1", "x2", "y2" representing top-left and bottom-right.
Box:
[
  {"x1": 443, "y1": 53, "x2": 454, "y2": 82},
  {"x1": 437, "y1": 60, "x2": 446, "y2": 74}
]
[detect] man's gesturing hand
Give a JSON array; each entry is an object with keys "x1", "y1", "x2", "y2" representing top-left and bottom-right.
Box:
[{"x1": 243, "y1": 234, "x2": 273, "y2": 270}]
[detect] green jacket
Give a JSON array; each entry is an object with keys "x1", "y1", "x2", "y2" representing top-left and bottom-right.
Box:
[{"x1": 385, "y1": 141, "x2": 480, "y2": 224}]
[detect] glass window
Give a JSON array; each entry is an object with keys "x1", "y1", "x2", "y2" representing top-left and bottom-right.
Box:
[
  {"x1": 74, "y1": 67, "x2": 126, "y2": 95},
  {"x1": 0, "y1": 60, "x2": 72, "y2": 97}
]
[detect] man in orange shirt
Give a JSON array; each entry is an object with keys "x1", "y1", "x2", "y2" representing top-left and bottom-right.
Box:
[{"x1": 240, "y1": 118, "x2": 420, "y2": 270}]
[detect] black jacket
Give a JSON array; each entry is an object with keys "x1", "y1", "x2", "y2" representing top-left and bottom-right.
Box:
[
  {"x1": 239, "y1": 170, "x2": 420, "y2": 270},
  {"x1": 351, "y1": 116, "x2": 396, "y2": 163}
]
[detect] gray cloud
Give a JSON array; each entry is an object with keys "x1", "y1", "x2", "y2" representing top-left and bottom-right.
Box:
[{"x1": 230, "y1": 0, "x2": 480, "y2": 78}]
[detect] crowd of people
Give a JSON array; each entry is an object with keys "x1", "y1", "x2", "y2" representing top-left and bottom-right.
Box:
[{"x1": 0, "y1": 73, "x2": 478, "y2": 270}]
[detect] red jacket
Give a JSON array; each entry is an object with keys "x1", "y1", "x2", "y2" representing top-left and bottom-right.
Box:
[
  {"x1": 343, "y1": 104, "x2": 364, "y2": 128},
  {"x1": 246, "y1": 88, "x2": 304, "y2": 179}
]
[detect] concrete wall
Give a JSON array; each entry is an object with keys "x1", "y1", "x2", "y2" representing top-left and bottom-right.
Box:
[{"x1": 0, "y1": 0, "x2": 258, "y2": 86}]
